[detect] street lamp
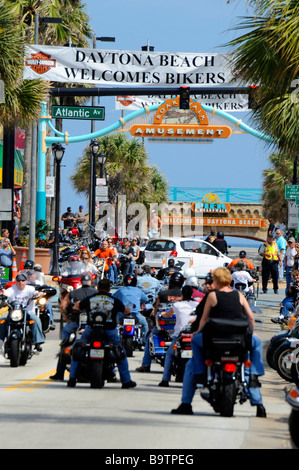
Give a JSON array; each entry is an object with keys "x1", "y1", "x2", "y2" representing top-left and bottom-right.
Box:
[
  {"x1": 98, "y1": 151, "x2": 107, "y2": 178},
  {"x1": 89, "y1": 139, "x2": 100, "y2": 227},
  {"x1": 51, "y1": 143, "x2": 65, "y2": 275}
]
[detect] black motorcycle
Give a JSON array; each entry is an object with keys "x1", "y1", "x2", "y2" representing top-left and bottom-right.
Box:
[
  {"x1": 71, "y1": 309, "x2": 125, "y2": 388},
  {"x1": 0, "y1": 292, "x2": 40, "y2": 367},
  {"x1": 285, "y1": 386, "x2": 299, "y2": 448},
  {"x1": 34, "y1": 285, "x2": 57, "y2": 333},
  {"x1": 199, "y1": 317, "x2": 252, "y2": 417},
  {"x1": 171, "y1": 324, "x2": 194, "y2": 382}
]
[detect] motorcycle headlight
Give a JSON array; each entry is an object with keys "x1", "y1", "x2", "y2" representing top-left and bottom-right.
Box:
[
  {"x1": 38, "y1": 297, "x2": 47, "y2": 306},
  {"x1": 10, "y1": 309, "x2": 23, "y2": 321}
]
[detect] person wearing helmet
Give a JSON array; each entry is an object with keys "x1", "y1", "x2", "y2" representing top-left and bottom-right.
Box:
[
  {"x1": 66, "y1": 278, "x2": 136, "y2": 389},
  {"x1": 135, "y1": 271, "x2": 183, "y2": 373},
  {"x1": 50, "y1": 271, "x2": 98, "y2": 381},
  {"x1": 231, "y1": 260, "x2": 254, "y2": 293},
  {"x1": 212, "y1": 231, "x2": 228, "y2": 255},
  {"x1": 158, "y1": 285, "x2": 199, "y2": 387},
  {"x1": 24, "y1": 260, "x2": 34, "y2": 270},
  {"x1": 184, "y1": 276, "x2": 204, "y2": 301},
  {"x1": 156, "y1": 258, "x2": 183, "y2": 281},
  {"x1": 113, "y1": 274, "x2": 149, "y2": 343},
  {"x1": 228, "y1": 250, "x2": 255, "y2": 271}
]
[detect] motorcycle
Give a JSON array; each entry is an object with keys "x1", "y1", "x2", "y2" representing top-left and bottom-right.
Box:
[
  {"x1": 148, "y1": 303, "x2": 176, "y2": 367},
  {"x1": 285, "y1": 386, "x2": 299, "y2": 448},
  {"x1": 0, "y1": 292, "x2": 40, "y2": 367},
  {"x1": 199, "y1": 317, "x2": 252, "y2": 417},
  {"x1": 71, "y1": 308, "x2": 125, "y2": 388},
  {"x1": 52, "y1": 260, "x2": 88, "y2": 305},
  {"x1": 231, "y1": 275, "x2": 261, "y2": 315},
  {"x1": 171, "y1": 323, "x2": 194, "y2": 382}
]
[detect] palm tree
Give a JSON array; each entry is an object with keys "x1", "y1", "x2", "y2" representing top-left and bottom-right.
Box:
[
  {"x1": 70, "y1": 133, "x2": 169, "y2": 207},
  {"x1": 227, "y1": 0, "x2": 299, "y2": 154},
  {"x1": 262, "y1": 152, "x2": 295, "y2": 223}
]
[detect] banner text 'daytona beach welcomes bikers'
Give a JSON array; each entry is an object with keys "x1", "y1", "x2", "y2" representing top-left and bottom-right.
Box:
[{"x1": 23, "y1": 46, "x2": 241, "y2": 87}]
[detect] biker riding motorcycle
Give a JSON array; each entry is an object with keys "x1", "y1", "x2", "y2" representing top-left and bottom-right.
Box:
[
  {"x1": 228, "y1": 250, "x2": 255, "y2": 271},
  {"x1": 113, "y1": 274, "x2": 149, "y2": 343},
  {"x1": 67, "y1": 278, "x2": 136, "y2": 389},
  {"x1": 136, "y1": 271, "x2": 184, "y2": 372},
  {"x1": 137, "y1": 265, "x2": 162, "y2": 301},
  {"x1": 231, "y1": 260, "x2": 254, "y2": 293},
  {"x1": 172, "y1": 268, "x2": 266, "y2": 417},
  {"x1": 50, "y1": 271, "x2": 97, "y2": 381}
]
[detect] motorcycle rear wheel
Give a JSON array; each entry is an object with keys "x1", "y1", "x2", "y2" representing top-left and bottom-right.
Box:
[
  {"x1": 123, "y1": 336, "x2": 134, "y2": 357},
  {"x1": 9, "y1": 339, "x2": 21, "y2": 367},
  {"x1": 90, "y1": 360, "x2": 105, "y2": 388},
  {"x1": 220, "y1": 382, "x2": 236, "y2": 417}
]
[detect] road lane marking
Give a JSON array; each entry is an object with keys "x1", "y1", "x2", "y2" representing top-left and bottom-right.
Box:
[{"x1": 4, "y1": 369, "x2": 69, "y2": 391}]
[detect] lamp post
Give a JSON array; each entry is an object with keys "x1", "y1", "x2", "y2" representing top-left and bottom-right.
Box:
[
  {"x1": 51, "y1": 143, "x2": 65, "y2": 275},
  {"x1": 89, "y1": 139, "x2": 100, "y2": 227},
  {"x1": 98, "y1": 151, "x2": 107, "y2": 178}
]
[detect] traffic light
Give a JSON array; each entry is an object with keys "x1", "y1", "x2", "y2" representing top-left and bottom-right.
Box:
[
  {"x1": 248, "y1": 85, "x2": 259, "y2": 109},
  {"x1": 179, "y1": 87, "x2": 190, "y2": 109}
]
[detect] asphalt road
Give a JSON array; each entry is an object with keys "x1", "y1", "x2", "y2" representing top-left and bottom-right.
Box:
[{"x1": 0, "y1": 247, "x2": 294, "y2": 450}]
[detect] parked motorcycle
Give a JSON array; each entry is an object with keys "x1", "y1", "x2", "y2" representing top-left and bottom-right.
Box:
[
  {"x1": 285, "y1": 386, "x2": 299, "y2": 448},
  {"x1": 0, "y1": 292, "x2": 40, "y2": 367},
  {"x1": 198, "y1": 317, "x2": 252, "y2": 417}
]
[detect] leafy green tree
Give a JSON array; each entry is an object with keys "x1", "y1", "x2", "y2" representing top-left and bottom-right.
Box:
[{"x1": 71, "y1": 133, "x2": 169, "y2": 206}]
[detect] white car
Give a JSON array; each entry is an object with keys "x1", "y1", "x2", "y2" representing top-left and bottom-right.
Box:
[{"x1": 144, "y1": 237, "x2": 232, "y2": 277}]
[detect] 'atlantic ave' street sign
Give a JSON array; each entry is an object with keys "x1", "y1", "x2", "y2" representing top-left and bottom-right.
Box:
[{"x1": 52, "y1": 105, "x2": 105, "y2": 120}]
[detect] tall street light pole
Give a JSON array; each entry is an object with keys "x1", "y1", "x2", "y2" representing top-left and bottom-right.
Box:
[
  {"x1": 51, "y1": 143, "x2": 65, "y2": 275},
  {"x1": 89, "y1": 34, "x2": 115, "y2": 227},
  {"x1": 89, "y1": 139, "x2": 100, "y2": 227}
]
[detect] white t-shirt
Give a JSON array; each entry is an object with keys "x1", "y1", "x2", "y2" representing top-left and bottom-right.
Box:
[
  {"x1": 231, "y1": 270, "x2": 253, "y2": 293},
  {"x1": 171, "y1": 299, "x2": 198, "y2": 336},
  {"x1": 4, "y1": 284, "x2": 36, "y2": 315},
  {"x1": 285, "y1": 246, "x2": 297, "y2": 267}
]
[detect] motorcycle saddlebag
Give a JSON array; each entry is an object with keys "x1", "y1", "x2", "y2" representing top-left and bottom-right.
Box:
[{"x1": 202, "y1": 317, "x2": 252, "y2": 353}]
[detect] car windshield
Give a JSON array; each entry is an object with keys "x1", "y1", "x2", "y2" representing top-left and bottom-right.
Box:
[{"x1": 145, "y1": 240, "x2": 176, "y2": 252}]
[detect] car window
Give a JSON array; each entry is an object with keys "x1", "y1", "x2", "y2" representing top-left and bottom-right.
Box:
[
  {"x1": 180, "y1": 240, "x2": 204, "y2": 253},
  {"x1": 202, "y1": 242, "x2": 218, "y2": 256},
  {"x1": 145, "y1": 240, "x2": 176, "y2": 251}
]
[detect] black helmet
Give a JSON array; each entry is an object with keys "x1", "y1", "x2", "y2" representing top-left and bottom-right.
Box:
[
  {"x1": 24, "y1": 259, "x2": 34, "y2": 269},
  {"x1": 205, "y1": 272, "x2": 213, "y2": 285},
  {"x1": 239, "y1": 250, "x2": 246, "y2": 258},
  {"x1": 217, "y1": 231, "x2": 224, "y2": 239},
  {"x1": 124, "y1": 274, "x2": 137, "y2": 287},
  {"x1": 169, "y1": 271, "x2": 184, "y2": 288}
]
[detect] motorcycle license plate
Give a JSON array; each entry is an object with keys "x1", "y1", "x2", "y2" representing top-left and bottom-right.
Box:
[
  {"x1": 124, "y1": 319, "x2": 135, "y2": 326},
  {"x1": 90, "y1": 349, "x2": 104, "y2": 359},
  {"x1": 181, "y1": 350, "x2": 192, "y2": 358}
]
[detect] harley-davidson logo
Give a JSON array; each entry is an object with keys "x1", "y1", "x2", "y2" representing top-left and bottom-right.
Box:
[{"x1": 25, "y1": 51, "x2": 56, "y2": 75}]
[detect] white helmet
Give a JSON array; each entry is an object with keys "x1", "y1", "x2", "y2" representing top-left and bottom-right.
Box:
[
  {"x1": 183, "y1": 267, "x2": 195, "y2": 279},
  {"x1": 185, "y1": 276, "x2": 199, "y2": 288}
]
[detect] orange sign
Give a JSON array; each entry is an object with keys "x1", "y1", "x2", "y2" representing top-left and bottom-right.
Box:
[
  {"x1": 162, "y1": 216, "x2": 268, "y2": 228},
  {"x1": 130, "y1": 97, "x2": 232, "y2": 139},
  {"x1": 25, "y1": 51, "x2": 56, "y2": 75}
]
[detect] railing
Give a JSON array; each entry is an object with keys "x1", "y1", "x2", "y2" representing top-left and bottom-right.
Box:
[{"x1": 168, "y1": 187, "x2": 262, "y2": 203}]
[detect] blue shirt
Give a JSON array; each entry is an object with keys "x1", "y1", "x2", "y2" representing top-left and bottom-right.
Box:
[
  {"x1": 137, "y1": 274, "x2": 162, "y2": 299},
  {"x1": 276, "y1": 236, "x2": 287, "y2": 256},
  {"x1": 113, "y1": 286, "x2": 148, "y2": 314},
  {"x1": 0, "y1": 247, "x2": 13, "y2": 267}
]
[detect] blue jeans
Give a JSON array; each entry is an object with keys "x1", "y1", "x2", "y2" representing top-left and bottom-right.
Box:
[
  {"x1": 69, "y1": 327, "x2": 131, "y2": 384},
  {"x1": 162, "y1": 335, "x2": 178, "y2": 382},
  {"x1": 280, "y1": 297, "x2": 295, "y2": 318},
  {"x1": 0, "y1": 312, "x2": 45, "y2": 345},
  {"x1": 285, "y1": 268, "x2": 294, "y2": 295},
  {"x1": 180, "y1": 357, "x2": 263, "y2": 406},
  {"x1": 108, "y1": 264, "x2": 119, "y2": 283},
  {"x1": 141, "y1": 326, "x2": 159, "y2": 367},
  {"x1": 129, "y1": 261, "x2": 136, "y2": 274},
  {"x1": 191, "y1": 333, "x2": 265, "y2": 376}
]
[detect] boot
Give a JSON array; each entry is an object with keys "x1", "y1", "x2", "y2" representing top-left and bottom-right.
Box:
[{"x1": 171, "y1": 403, "x2": 193, "y2": 415}]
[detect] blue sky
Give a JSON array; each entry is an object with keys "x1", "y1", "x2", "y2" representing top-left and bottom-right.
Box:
[{"x1": 57, "y1": 0, "x2": 271, "y2": 217}]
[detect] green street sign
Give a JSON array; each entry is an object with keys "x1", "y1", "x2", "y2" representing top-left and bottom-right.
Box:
[
  {"x1": 52, "y1": 105, "x2": 105, "y2": 120},
  {"x1": 285, "y1": 184, "x2": 299, "y2": 199}
]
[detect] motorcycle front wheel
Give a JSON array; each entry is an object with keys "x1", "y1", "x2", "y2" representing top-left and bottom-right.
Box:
[
  {"x1": 273, "y1": 343, "x2": 294, "y2": 382},
  {"x1": 90, "y1": 360, "x2": 105, "y2": 388},
  {"x1": 9, "y1": 339, "x2": 21, "y2": 367}
]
